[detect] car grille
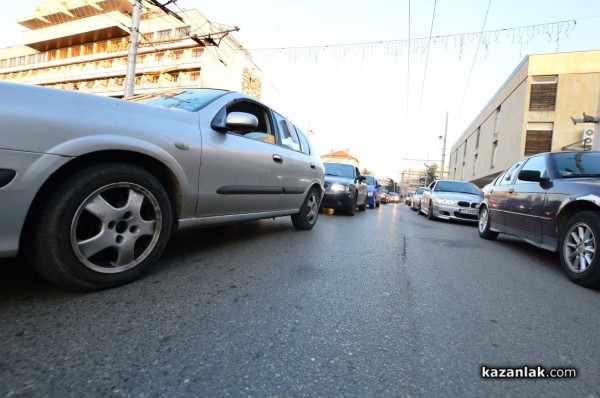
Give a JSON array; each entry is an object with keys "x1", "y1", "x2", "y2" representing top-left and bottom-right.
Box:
[{"x1": 458, "y1": 201, "x2": 478, "y2": 208}]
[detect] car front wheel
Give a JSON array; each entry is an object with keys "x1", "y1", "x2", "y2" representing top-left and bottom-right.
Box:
[
  {"x1": 291, "y1": 187, "x2": 320, "y2": 230},
  {"x1": 427, "y1": 201, "x2": 436, "y2": 220},
  {"x1": 560, "y1": 211, "x2": 600, "y2": 288},
  {"x1": 27, "y1": 163, "x2": 173, "y2": 291},
  {"x1": 478, "y1": 205, "x2": 498, "y2": 240}
]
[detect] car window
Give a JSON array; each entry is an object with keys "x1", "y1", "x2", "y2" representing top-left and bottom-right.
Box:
[
  {"x1": 130, "y1": 89, "x2": 228, "y2": 111},
  {"x1": 365, "y1": 175, "x2": 376, "y2": 185},
  {"x1": 224, "y1": 100, "x2": 275, "y2": 143},
  {"x1": 552, "y1": 152, "x2": 600, "y2": 177},
  {"x1": 516, "y1": 154, "x2": 547, "y2": 183},
  {"x1": 274, "y1": 112, "x2": 301, "y2": 152},
  {"x1": 324, "y1": 163, "x2": 355, "y2": 178},
  {"x1": 434, "y1": 181, "x2": 481, "y2": 195},
  {"x1": 294, "y1": 126, "x2": 312, "y2": 155},
  {"x1": 499, "y1": 162, "x2": 522, "y2": 185}
]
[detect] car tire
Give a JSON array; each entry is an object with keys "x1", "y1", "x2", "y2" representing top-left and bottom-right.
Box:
[
  {"x1": 346, "y1": 196, "x2": 357, "y2": 216},
  {"x1": 291, "y1": 186, "x2": 320, "y2": 230},
  {"x1": 426, "y1": 201, "x2": 436, "y2": 220},
  {"x1": 358, "y1": 199, "x2": 366, "y2": 212},
  {"x1": 478, "y1": 205, "x2": 499, "y2": 240},
  {"x1": 559, "y1": 211, "x2": 600, "y2": 288},
  {"x1": 26, "y1": 163, "x2": 173, "y2": 291}
]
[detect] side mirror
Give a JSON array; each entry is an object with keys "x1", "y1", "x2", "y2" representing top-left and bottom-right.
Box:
[
  {"x1": 518, "y1": 170, "x2": 541, "y2": 182},
  {"x1": 356, "y1": 175, "x2": 367, "y2": 183},
  {"x1": 211, "y1": 111, "x2": 258, "y2": 133},
  {"x1": 375, "y1": 184, "x2": 382, "y2": 188}
]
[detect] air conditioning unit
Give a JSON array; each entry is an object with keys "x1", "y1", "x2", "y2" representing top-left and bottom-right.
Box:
[{"x1": 582, "y1": 128, "x2": 594, "y2": 148}]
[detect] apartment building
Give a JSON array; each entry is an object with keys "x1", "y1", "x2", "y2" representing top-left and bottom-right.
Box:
[
  {"x1": 0, "y1": 0, "x2": 278, "y2": 104},
  {"x1": 448, "y1": 50, "x2": 600, "y2": 187}
]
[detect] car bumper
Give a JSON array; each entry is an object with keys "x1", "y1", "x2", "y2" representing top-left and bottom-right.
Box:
[
  {"x1": 432, "y1": 203, "x2": 479, "y2": 222},
  {"x1": 321, "y1": 191, "x2": 356, "y2": 210},
  {"x1": 0, "y1": 149, "x2": 71, "y2": 257}
]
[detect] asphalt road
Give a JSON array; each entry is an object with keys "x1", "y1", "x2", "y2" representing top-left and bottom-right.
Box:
[{"x1": 1, "y1": 203, "x2": 599, "y2": 397}]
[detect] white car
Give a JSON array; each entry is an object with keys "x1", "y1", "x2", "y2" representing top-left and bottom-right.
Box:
[
  {"x1": 0, "y1": 82, "x2": 324, "y2": 290},
  {"x1": 419, "y1": 180, "x2": 482, "y2": 222}
]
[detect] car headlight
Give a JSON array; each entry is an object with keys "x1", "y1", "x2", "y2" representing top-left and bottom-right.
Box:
[
  {"x1": 435, "y1": 198, "x2": 458, "y2": 205},
  {"x1": 330, "y1": 183, "x2": 349, "y2": 192}
]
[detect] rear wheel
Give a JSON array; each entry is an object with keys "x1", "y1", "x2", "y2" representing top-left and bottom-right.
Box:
[
  {"x1": 291, "y1": 187, "x2": 320, "y2": 230},
  {"x1": 478, "y1": 205, "x2": 499, "y2": 240},
  {"x1": 26, "y1": 163, "x2": 173, "y2": 291},
  {"x1": 559, "y1": 211, "x2": 600, "y2": 288}
]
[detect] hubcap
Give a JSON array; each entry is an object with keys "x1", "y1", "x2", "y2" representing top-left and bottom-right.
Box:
[
  {"x1": 306, "y1": 193, "x2": 318, "y2": 224},
  {"x1": 564, "y1": 222, "x2": 596, "y2": 274},
  {"x1": 479, "y1": 208, "x2": 488, "y2": 233},
  {"x1": 70, "y1": 182, "x2": 163, "y2": 274}
]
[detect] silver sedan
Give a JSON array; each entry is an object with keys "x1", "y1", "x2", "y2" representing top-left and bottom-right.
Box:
[
  {"x1": 419, "y1": 180, "x2": 482, "y2": 222},
  {"x1": 0, "y1": 82, "x2": 324, "y2": 290}
]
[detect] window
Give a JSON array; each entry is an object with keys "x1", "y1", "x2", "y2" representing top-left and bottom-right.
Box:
[
  {"x1": 274, "y1": 112, "x2": 300, "y2": 151},
  {"x1": 524, "y1": 122, "x2": 553, "y2": 156},
  {"x1": 189, "y1": 71, "x2": 200, "y2": 81},
  {"x1": 176, "y1": 26, "x2": 191, "y2": 37},
  {"x1": 516, "y1": 155, "x2": 547, "y2": 183},
  {"x1": 27, "y1": 54, "x2": 36, "y2": 64},
  {"x1": 0, "y1": 59, "x2": 6, "y2": 68},
  {"x1": 494, "y1": 106, "x2": 501, "y2": 135},
  {"x1": 529, "y1": 75, "x2": 558, "y2": 111},
  {"x1": 59, "y1": 48, "x2": 68, "y2": 59},
  {"x1": 499, "y1": 162, "x2": 522, "y2": 185},
  {"x1": 155, "y1": 52, "x2": 164, "y2": 62},
  {"x1": 37, "y1": 53, "x2": 46, "y2": 62},
  {"x1": 475, "y1": 127, "x2": 480, "y2": 149},
  {"x1": 157, "y1": 29, "x2": 171, "y2": 41},
  {"x1": 294, "y1": 126, "x2": 312, "y2": 155},
  {"x1": 172, "y1": 50, "x2": 184, "y2": 60},
  {"x1": 491, "y1": 140, "x2": 498, "y2": 168},
  {"x1": 463, "y1": 141, "x2": 467, "y2": 157},
  {"x1": 473, "y1": 154, "x2": 478, "y2": 175},
  {"x1": 83, "y1": 44, "x2": 93, "y2": 55},
  {"x1": 17, "y1": 56, "x2": 26, "y2": 66},
  {"x1": 461, "y1": 162, "x2": 465, "y2": 181},
  {"x1": 95, "y1": 42, "x2": 107, "y2": 53}
]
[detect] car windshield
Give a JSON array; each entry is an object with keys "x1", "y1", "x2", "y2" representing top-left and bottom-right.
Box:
[
  {"x1": 324, "y1": 163, "x2": 355, "y2": 178},
  {"x1": 552, "y1": 152, "x2": 600, "y2": 178},
  {"x1": 434, "y1": 181, "x2": 481, "y2": 195},
  {"x1": 129, "y1": 89, "x2": 229, "y2": 112},
  {"x1": 364, "y1": 175, "x2": 376, "y2": 185}
]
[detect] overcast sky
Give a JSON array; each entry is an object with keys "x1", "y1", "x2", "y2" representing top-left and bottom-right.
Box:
[{"x1": 2, "y1": 0, "x2": 599, "y2": 177}]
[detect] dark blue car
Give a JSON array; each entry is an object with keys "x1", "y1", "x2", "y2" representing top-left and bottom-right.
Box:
[{"x1": 364, "y1": 175, "x2": 381, "y2": 209}]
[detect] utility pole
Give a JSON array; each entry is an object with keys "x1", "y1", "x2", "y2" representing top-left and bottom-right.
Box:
[
  {"x1": 440, "y1": 111, "x2": 448, "y2": 179},
  {"x1": 124, "y1": 0, "x2": 142, "y2": 98}
]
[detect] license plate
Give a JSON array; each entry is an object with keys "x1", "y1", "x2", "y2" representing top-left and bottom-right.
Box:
[{"x1": 458, "y1": 208, "x2": 477, "y2": 215}]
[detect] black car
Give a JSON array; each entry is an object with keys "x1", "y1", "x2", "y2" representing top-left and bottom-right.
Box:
[
  {"x1": 321, "y1": 162, "x2": 368, "y2": 215},
  {"x1": 478, "y1": 151, "x2": 600, "y2": 288}
]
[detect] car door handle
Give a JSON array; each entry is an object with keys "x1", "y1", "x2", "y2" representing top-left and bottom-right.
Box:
[
  {"x1": 272, "y1": 154, "x2": 283, "y2": 163},
  {"x1": 508, "y1": 188, "x2": 514, "y2": 194},
  {"x1": 310, "y1": 162, "x2": 316, "y2": 169}
]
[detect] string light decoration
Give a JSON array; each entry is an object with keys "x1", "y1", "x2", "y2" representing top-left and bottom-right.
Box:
[{"x1": 244, "y1": 19, "x2": 577, "y2": 68}]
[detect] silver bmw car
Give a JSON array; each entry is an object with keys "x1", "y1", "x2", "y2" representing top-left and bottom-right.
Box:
[{"x1": 0, "y1": 82, "x2": 324, "y2": 290}]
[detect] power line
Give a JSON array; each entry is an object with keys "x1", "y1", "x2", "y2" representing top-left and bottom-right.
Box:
[
  {"x1": 458, "y1": 0, "x2": 492, "y2": 123},
  {"x1": 417, "y1": 0, "x2": 437, "y2": 120}
]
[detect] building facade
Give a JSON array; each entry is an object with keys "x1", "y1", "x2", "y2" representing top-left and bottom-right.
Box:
[
  {"x1": 0, "y1": 0, "x2": 279, "y2": 104},
  {"x1": 448, "y1": 50, "x2": 600, "y2": 187}
]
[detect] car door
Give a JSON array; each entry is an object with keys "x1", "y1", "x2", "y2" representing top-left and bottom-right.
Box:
[
  {"x1": 503, "y1": 154, "x2": 548, "y2": 245},
  {"x1": 195, "y1": 99, "x2": 283, "y2": 217},
  {"x1": 355, "y1": 168, "x2": 368, "y2": 204},
  {"x1": 273, "y1": 113, "x2": 322, "y2": 210},
  {"x1": 486, "y1": 160, "x2": 526, "y2": 229}
]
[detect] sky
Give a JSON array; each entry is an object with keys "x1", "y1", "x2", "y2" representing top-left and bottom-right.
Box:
[{"x1": 2, "y1": 0, "x2": 600, "y2": 179}]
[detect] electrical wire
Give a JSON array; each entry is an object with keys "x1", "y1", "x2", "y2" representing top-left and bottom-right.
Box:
[
  {"x1": 417, "y1": 0, "x2": 436, "y2": 121},
  {"x1": 457, "y1": 0, "x2": 492, "y2": 122}
]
